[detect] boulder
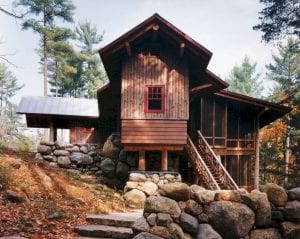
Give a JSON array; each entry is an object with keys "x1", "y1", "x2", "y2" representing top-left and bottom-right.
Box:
[
  {"x1": 4, "y1": 190, "x2": 26, "y2": 203},
  {"x1": 130, "y1": 173, "x2": 147, "y2": 182},
  {"x1": 288, "y1": 187, "x2": 300, "y2": 200},
  {"x1": 126, "y1": 153, "x2": 138, "y2": 167},
  {"x1": 71, "y1": 145, "x2": 80, "y2": 152},
  {"x1": 116, "y1": 161, "x2": 130, "y2": 180},
  {"x1": 180, "y1": 212, "x2": 198, "y2": 234},
  {"x1": 241, "y1": 193, "x2": 258, "y2": 211},
  {"x1": 69, "y1": 152, "x2": 93, "y2": 165},
  {"x1": 35, "y1": 153, "x2": 43, "y2": 160},
  {"x1": 204, "y1": 201, "x2": 255, "y2": 239},
  {"x1": 0, "y1": 237, "x2": 27, "y2": 239},
  {"x1": 37, "y1": 145, "x2": 52, "y2": 155},
  {"x1": 157, "y1": 213, "x2": 172, "y2": 227},
  {"x1": 264, "y1": 183, "x2": 287, "y2": 207},
  {"x1": 185, "y1": 200, "x2": 203, "y2": 216},
  {"x1": 280, "y1": 221, "x2": 300, "y2": 239},
  {"x1": 194, "y1": 190, "x2": 215, "y2": 204},
  {"x1": 271, "y1": 210, "x2": 284, "y2": 221},
  {"x1": 197, "y1": 213, "x2": 209, "y2": 223},
  {"x1": 99, "y1": 177, "x2": 123, "y2": 190},
  {"x1": 147, "y1": 213, "x2": 157, "y2": 226},
  {"x1": 132, "y1": 217, "x2": 150, "y2": 233},
  {"x1": 126, "y1": 181, "x2": 139, "y2": 190},
  {"x1": 168, "y1": 223, "x2": 192, "y2": 239},
  {"x1": 250, "y1": 228, "x2": 281, "y2": 239},
  {"x1": 196, "y1": 224, "x2": 222, "y2": 239},
  {"x1": 151, "y1": 174, "x2": 160, "y2": 184},
  {"x1": 80, "y1": 145, "x2": 88, "y2": 153},
  {"x1": 57, "y1": 156, "x2": 71, "y2": 168},
  {"x1": 141, "y1": 181, "x2": 158, "y2": 196},
  {"x1": 53, "y1": 150, "x2": 69, "y2": 156},
  {"x1": 119, "y1": 150, "x2": 126, "y2": 162},
  {"x1": 283, "y1": 200, "x2": 300, "y2": 222},
  {"x1": 54, "y1": 140, "x2": 67, "y2": 149},
  {"x1": 43, "y1": 155, "x2": 56, "y2": 162},
  {"x1": 100, "y1": 158, "x2": 115, "y2": 178},
  {"x1": 133, "y1": 232, "x2": 163, "y2": 239},
  {"x1": 40, "y1": 140, "x2": 54, "y2": 146},
  {"x1": 214, "y1": 190, "x2": 240, "y2": 202},
  {"x1": 159, "y1": 182, "x2": 191, "y2": 201},
  {"x1": 190, "y1": 184, "x2": 206, "y2": 193},
  {"x1": 103, "y1": 139, "x2": 121, "y2": 160},
  {"x1": 149, "y1": 226, "x2": 170, "y2": 239},
  {"x1": 123, "y1": 189, "x2": 146, "y2": 205},
  {"x1": 144, "y1": 196, "x2": 181, "y2": 218}
]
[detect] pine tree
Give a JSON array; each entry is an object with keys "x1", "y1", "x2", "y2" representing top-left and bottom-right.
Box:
[
  {"x1": 225, "y1": 56, "x2": 264, "y2": 98},
  {"x1": 15, "y1": 0, "x2": 75, "y2": 96},
  {"x1": 75, "y1": 20, "x2": 108, "y2": 98},
  {"x1": 265, "y1": 38, "x2": 300, "y2": 186}
]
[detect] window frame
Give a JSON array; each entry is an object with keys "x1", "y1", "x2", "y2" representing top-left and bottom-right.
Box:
[{"x1": 144, "y1": 85, "x2": 165, "y2": 113}]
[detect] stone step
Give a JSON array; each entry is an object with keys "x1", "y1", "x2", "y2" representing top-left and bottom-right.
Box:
[
  {"x1": 86, "y1": 212, "x2": 143, "y2": 227},
  {"x1": 73, "y1": 237, "x2": 113, "y2": 239},
  {"x1": 74, "y1": 225, "x2": 133, "y2": 239}
]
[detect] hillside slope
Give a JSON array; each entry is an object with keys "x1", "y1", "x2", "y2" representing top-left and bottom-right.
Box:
[{"x1": 0, "y1": 149, "x2": 129, "y2": 239}]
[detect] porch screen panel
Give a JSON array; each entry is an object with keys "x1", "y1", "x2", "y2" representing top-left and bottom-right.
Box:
[
  {"x1": 202, "y1": 97, "x2": 213, "y2": 145},
  {"x1": 240, "y1": 115, "x2": 254, "y2": 149},
  {"x1": 214, "y1": 99, "x2": 226, "y2": 146},
  {"x1": 227, "y1": 106, "x2": 239, "y2": 147}
]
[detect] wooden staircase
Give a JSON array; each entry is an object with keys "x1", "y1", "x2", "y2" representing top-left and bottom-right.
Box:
[{"x1": 185, "y1": 131, "x2": 239, "y2": 190}]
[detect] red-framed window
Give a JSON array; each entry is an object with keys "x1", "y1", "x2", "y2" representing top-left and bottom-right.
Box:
[{"x1": 144, "y1": 85, "x2": 165, "y2": 113}]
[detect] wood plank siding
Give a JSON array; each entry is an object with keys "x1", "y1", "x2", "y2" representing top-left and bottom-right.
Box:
[
  {"x1": 121, "y1": 46, "x2": 189, "y2": 120},
  {"x1": 121, "y1": 119, "x2": 187, "y2": 145}
]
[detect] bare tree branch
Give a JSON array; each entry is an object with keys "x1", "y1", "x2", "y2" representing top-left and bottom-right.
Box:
[
  {"x1": 0, "y1": 55, "x2": 18, "y2": 68},
  {"x1": 0, "y1": 6, "x2": 26, "y2": 19}
]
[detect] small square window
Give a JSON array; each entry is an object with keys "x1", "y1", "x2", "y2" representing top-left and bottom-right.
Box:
[{"x1": 145, "y1": 85, "x2": 165, "y2": 113}]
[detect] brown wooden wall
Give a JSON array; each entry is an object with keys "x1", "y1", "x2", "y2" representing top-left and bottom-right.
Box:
[
  {"x1": 121, "y1": 119, "x2": 187, "y2": 145},
  {"x1": 70, "y1": 123, "x2": 100, "y2": 144},
  {"x1": 121, "y1": 46, "x2": 189, "y2": 120}
]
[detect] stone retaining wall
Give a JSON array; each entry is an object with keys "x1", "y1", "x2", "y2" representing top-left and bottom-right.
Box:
[
  {"x1": 123, "y1": 172, "x2": 182, "y2": 205},
  {"x1": 131, "y1": 182, "x2": 300, "y2": 239}
]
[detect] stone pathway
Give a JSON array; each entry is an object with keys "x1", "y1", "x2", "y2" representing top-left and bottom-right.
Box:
[{"x1": 74, "y1": 211, "x2": 143, "y2": 239}]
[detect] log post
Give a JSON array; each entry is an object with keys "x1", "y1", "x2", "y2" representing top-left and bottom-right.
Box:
[
  {"x1": 161, "y1": 150, "x2": 168, "y2": 171},
  {"x1": 138, "y1": 150, "x2": 146, "y2": 171},
  {"x1": 49, "y1": 121, "x2": 55, "y2": 142}
]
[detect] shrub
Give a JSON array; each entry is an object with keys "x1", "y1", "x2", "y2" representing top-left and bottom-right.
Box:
[
  {"x1": 0, "y1": 166, "x2": 11, "y2": 190},
  {"x1": 17, "y1": 135, "x2": 34, "y2": 152}
]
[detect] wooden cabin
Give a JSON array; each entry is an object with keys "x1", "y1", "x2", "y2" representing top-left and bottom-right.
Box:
[{"x1": 19, "y1": 14, "x2": 290, "y2": 191}]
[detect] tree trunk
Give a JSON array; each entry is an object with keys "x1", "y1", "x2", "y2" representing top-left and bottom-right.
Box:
[
  {"x1": 284, "y1": 125, "x2": 290, "y2": 186},
  {"x1": 254, "y1": 116, "x2": 260, "y2": 189},
  {"x1": 43, "y1": 7, "x2": 48, "y2": 96}
]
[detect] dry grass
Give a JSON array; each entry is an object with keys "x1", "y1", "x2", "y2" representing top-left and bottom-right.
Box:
[{"x1": 0, "y1": 149, "x2": 130, "y2": 238}]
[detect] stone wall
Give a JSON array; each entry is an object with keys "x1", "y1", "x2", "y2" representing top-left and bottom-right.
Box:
[
  {"x1": 132, "y1": 182, "x2": 300, "y2": 239},
  {"x1": 123, "y1": 172, "x2": 182, "y2": 205}
]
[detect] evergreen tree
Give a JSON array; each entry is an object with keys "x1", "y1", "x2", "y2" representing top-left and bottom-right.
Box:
[
  {"x1": 253, "y1": 0, "x2": 300, "y2": 42},
  {"x1": 264, "y1": 38, "x2": 300, "y2": 186},
  {"x1": 225, "y1": 56, "x2": 264, "y2": 98},
  {"x1": 75, "y1": 20, "x2": 108, "y2": 98},
  {"x1": 15, "y1": 0, "x2": 75, "y2": 96}
]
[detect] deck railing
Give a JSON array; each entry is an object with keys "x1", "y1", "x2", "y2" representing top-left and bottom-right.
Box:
[
  {"x1": 185, "y1": 136, "x2": 220, "y2": 190},
  {"x1": 197, "y1": 130, "x2": 239, "y2": 190}
]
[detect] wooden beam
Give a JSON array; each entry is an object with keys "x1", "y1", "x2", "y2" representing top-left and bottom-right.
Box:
[
  {"x1": 125, "y1": 42, "x2": 131, "y2": 57},
  {"x1": 179, "y1": 42, "x2": 185, "y2": 57},
  {"x1": 190, "y1": 83, "x2": 213, "y2": 94},
  {"x1": 138, "y1": 150, "x2": 146, "y2": 170},
  {"x1": 124, "y1": 145, "x2": 184, "y2": 152},
  {"x1": 152, "y1": 24, "x2": 160, "y2": 41},
  {"x1": 161, "y1": 150, "x2": 168, "y2": 171}
]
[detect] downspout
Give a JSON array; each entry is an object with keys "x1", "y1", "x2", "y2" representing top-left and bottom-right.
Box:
[{"x1": 254, "y1": 107, "x2": 269, "y2": 189}]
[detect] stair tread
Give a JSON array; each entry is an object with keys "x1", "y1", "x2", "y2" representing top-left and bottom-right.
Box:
[{"x1": 74, "y1": 225, "x2": 133, "y2": 238}]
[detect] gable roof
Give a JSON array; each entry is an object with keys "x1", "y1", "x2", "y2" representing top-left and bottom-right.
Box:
[{"x1": 17, "y1": 96, "x2": 99, "y2": 118}]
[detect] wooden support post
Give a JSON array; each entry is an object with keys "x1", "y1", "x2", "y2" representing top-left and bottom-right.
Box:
[
  {"x1": 254, "y1": 118, "x2": 260, "y2": 190},
  {"x1": 161, "y1": 150, "x2": 168, "y2": 171},
  {"x1": 49, "y1": 121, "x2": 55, "y2": 142},
  {"x1": 138, "y1": 150, "x2": 146, "y2": 171}
]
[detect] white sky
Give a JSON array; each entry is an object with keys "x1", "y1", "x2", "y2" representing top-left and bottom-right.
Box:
[{"x1": 0, "y1": 0, "x2": 277, "y2": 103}]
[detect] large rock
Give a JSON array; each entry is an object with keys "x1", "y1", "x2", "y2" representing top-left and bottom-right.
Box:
[
  {"x1": 250, "y1": 228, "x2": 281, "y2": 239},
  {"x1": 133, "y1": 232, "x2": 163, "y2": 239},
  {"x1": 144, "y1": 196, "x2": 181, "y2": 218},
  {"x1": 149, "y1": 226, "x2": 170, "y2": 239},
  {"x1": 37, "y1": 145, "x2": 52, "y2": 155},
  {"x1": 123, "y1": 189, "x2": 146, "y2": 205},
  {"x1": 185, "y1": 199, "x2": 203, "y2": 216},
  {"x1": 126, "y1": 153, "x2": 138, "y2": 167},
  {"x1": 99, "y1": 177, "x2": 123, "y2": 190},
  {"x1": 4, "y1": 190, "x2": 26, "y2": 203},
  {"x1": 280, "y1": 221, "x2": 300, "y2": 239},
  {"x1": 132, "y1": 217, "x2": 150, "y2": 233},
  {"x1": 196, "y1": 224, "x2": 222, "y2": 239},
  {"x1": 141, "y1": 181, "x2": 158, "y2": 196},
  {"x1": 129, "y1": 173, "x2": 147, "y2": 182},
  {"x1": 159, "y1": 182, "x2": 191, "y2": 201},
  {"x1": 54, "y1": 140, "x2": 67, "y2": 149},
  {"x1": 102, "y1": 138, "x2": 121, "y2": 160},
  {"x1": 288, "y1": 187, "x2": 300, "y2": 200},
  {"x1": 157, "y1": 213, "x2": 172, "y2": 227},
  {"x1": 180, "y1": 212, "x2": 198, "y2": 234},
  {"x1": 43, "y1": 155, "x2": 56, "y2": 162},
  {"x1": 116, "y1": 161, "x2": 129, "y2": 180},
  {"x1": 264, "y1": 183, "x2": 287, "y2": 207},
  {"x1": 214, "y1": 190, "x2": 240, "y2": 202},
  {"x1": 57, "y1": 156, "x2": 71, "y2": 168},
  {"x1": 168, "y1": 223, "x2": 192, "y2": 239},
  {"x1": 283, "y1": 200, "x2": 300, "y2": 222},
  {"x1": 53, "y1": 150, "x2": 69, "y2": 156},
  {"x1": 190, "y1": 184, "x2": 206, "y2": 194},
  {"x1": 204, "y1": 201, "x2": 255, "y2": 239},
  {"x1": 100, "y1": 158, "x2": 115, "y2": 178},
  {"x1": 125, "y1": 181, "x2": 139, "y2": 190},
  {"x1": 70, "y1": 152, "x2": 93, "y2": 165},
  {"x1": 147, "y1": 213, "x2": 157, "y2": 226},
  {"x1": 194, "y1": 190, "x2": 215, "y2": 204}
]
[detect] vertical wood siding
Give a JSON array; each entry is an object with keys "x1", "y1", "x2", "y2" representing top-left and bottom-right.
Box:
[{"x1": 121, "y1": 47, "x2": 189, "y2": 120}]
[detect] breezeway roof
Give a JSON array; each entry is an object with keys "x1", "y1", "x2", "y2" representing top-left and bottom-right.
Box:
[{"x1": 17, "y1": 96, "x2": 99, "y2": 118}]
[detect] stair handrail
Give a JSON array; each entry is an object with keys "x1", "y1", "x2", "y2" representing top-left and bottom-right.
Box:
[
  {"x1": 197, "y1": 130, "x2": 239, "y2": 190},
  {"x1": 186, "y1": 136, "x2": 220, "y2": 190}
]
